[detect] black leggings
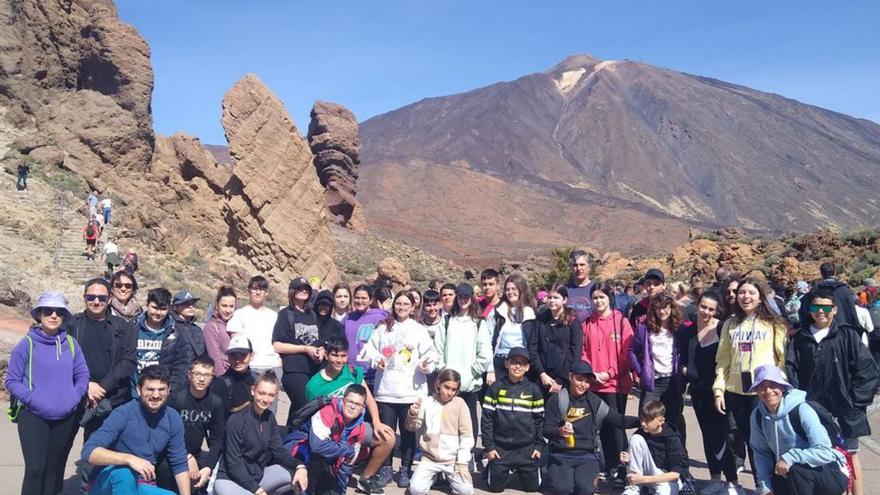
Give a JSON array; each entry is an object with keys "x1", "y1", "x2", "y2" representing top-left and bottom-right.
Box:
[
  {"x1": 771, "y1": 462, "x2": 847, "y2": 495},
  {"x1": 378, "y1": 401, "x2": 417, "y2": 469},
  {"x1": 595, "y1": 392, "x2": 628, "y2": 472},
  {"x1": 459, "y1": 390, "x2": 480, "y2": 451},
  {"x1": 692, "y1": 388, "x2": 737, "y2": 481},
  {"x1": 726, "y1": 391, "x2": 758, "y2": 478},
  {"x1": 18, "y1": 408, "x2": 80, "y2": 495},
  {"x1": 282, "y1": 372, "x2": 311, "y2": 425}
]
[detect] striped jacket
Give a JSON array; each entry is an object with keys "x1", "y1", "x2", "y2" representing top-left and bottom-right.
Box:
[{"x1": 481, "y1": 375, "x2": 545, "y2": 451}]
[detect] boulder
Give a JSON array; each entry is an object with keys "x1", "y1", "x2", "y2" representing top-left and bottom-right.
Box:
[
  {"x1": 221, "y1": 74, "x2": 338, "y2": 285},
  {"x1": 307, "y1": 101, "x2": 364, "y2": 231},
  {"x1": 376, "y1": 257, "x2": 410, "y2": 291}
]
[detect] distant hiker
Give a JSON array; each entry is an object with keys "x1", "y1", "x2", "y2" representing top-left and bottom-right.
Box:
[
  {"x1": 16, "y1": 161, "x2": 29, "y2": 190},
  {"x1": 123, "y1": 249, "x2": 140, "y2": 275},
  {"x1": 83, "y1": 219, "x2": 100, "y2": 260},
  {"x1": 5, "y1": 292, "x2": 89, "y2": 495},
  {"x1": 88, "y1": 190, "x2": 99, "y2": 217},
  {"x1": 102, "y1": 238, "x2": 121, "y2": 276},
  {"x1": 566, "y1": 249, "x2": 596, "y2": 322},
  {"x1": 109, "y1": 271, "x2": 143, "y2": 322},
  {"x1": 101, "y1": 194, "x2": 112, "y2": 225}
]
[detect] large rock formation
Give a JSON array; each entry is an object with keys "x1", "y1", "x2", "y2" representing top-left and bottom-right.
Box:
[
  {"x1": 307, "y1": 102, "x2": 365, "y2": 231},
  {"x1": 0, "y1": 0, "x2": 154, "y2": 173},
  {"x1": 222, "y1": 75, "x2": 338, "y2": 285}
]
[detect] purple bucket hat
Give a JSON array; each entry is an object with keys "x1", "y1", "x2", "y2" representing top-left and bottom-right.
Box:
[{"x1": 30, "y1": 291, "x2": 73, "y2": 321}]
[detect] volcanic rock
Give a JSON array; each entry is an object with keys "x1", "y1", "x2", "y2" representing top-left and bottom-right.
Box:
[
  {"x1": 307, "y1": 102, "x2": 364, "y2": 231},
  {"x1": 376, "y1": 257, "x2": 410, "y2": 290},
  {"x1": 221, "y1": 74, "x2": 338, "y2": 285}
]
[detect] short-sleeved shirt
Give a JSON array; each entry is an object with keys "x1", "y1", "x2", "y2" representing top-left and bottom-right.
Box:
[{"x1": 305, "y1": 365, "x2": 364, "y2": 401}]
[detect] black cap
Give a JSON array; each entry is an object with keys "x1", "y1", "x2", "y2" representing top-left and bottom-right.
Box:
[
  {"x1": 455, "y1": 283, "x2": 474, "y2": 298},
  {"x1": 507, "y1": 347, "x2": 530, "y2": 360},
  {"x1": 289, "y1": 277, "x2": 312, "y2": 293},
  {"x1": 570, "y1": 360, "x2": 596, "y2": 377},
  {"x1": 644, "y1": 268, "x2": 665, "y2": 284},
  {"x1": 314, "y1": 289, "x2": 334, "y2": 307}
]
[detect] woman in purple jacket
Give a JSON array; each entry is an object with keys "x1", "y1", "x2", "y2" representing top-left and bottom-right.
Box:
[
  {"x1": 343, "y1": 284, "x2": 389, "y2": 388},
  {"x1": 627, "y1": 292, "x2": 690, "y2": 444},
  {"x1": 5, "y1": 292, "x2": 90, "y2": 495}
]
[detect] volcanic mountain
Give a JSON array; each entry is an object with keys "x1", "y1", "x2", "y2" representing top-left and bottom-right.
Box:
[{"x1": 358, "y1": 54, "x2": 880, "y2": 264}]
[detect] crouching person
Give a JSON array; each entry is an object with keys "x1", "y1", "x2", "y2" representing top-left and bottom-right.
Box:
[
  {"x1": 284, "y1": 384, "x2": 372, "y2": 495},
  {"x1": 543, "y1": 361, "x2": 639, "y2": 495},
  {"x1": 749, "y1": 365, "x2": 849, "y2": 495},
  {"x1": 620, "y1": 400, "x2": 686, "y2": 495},
  {"x1": 82, "y1": 365, "x2": 190, "y2": 495},
  {"x1": 481, "y1": 347, "x2": 544, "y2": 492},
  {"x1": 405, "y1": 369, "x2": 475, "y2": 495},
  {"x1": 214, "y1": 371, "x2": 308, "y2": 495}
]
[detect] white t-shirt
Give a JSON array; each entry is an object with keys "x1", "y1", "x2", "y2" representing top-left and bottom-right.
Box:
[
  {"x1": 810, "y1": 325, "x2": 831, "y2": 344},
  {"x1": 650, "y1": 328, "x2": 674, "y2": 375},
  {"x1": 227, "y1": 304, "x2": 281, "y2": 369},
  {"x1": 855, "y1": 306, "x2": 873, "y2": 347},
  {"x1": 103, "y1": 241, "x2": 118, "y2": 255},
  {"x1": 102, "y1": 197, "x2": 112, "y2": 209}
]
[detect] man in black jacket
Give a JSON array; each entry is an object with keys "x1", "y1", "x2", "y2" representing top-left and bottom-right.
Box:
[
  {"x1": 786, "y1": 288, "x2": 880, "y2": 495},
  {"x1": 67, "y1": 278, "x2": 138, "y2": 436},
  {"x1": 170, "y1": 290, "x2": 208, "y2": 392},
  {"x1": 798, "y1": 262, "x2": 862, "y2": 333},
  {"x1": 482, "y1": 347, "x2": 544, "y2": 493},
  {"x1": 162, "y1": 355, "x2": 225, "y2": 494}
]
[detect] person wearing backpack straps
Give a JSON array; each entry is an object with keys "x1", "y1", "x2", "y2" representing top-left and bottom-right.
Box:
[
  {"x1": 5, "y1": 292, "x2": 90, "y2": 495},
  {"x1": 543, "y1": 360, "x2": 639, "y2": 495},
  {"x1": 484, "y1": 272, "x2": 537, "y2": 385},
  {"x1": 749, "y1": 365, "x2": 850, "y2": 495},
  {"x1": 785, "y1": 288, "x2": 880, "y2": 495}
]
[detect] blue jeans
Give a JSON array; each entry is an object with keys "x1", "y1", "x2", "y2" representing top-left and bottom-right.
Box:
[
  {"x1": 90, "y1": 466, "x2": 175, "y2": 495},
  {"x1": 103, "y1": 208, "x2": 111, "y2": 224}
]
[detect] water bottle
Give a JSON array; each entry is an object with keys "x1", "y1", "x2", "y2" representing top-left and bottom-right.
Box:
[{"x1": 565, "y1": 422, "x2": 575, "y2": 448}]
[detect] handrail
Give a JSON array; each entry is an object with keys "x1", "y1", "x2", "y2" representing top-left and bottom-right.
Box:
[{"x1": 52, "y1": 193, "x2": 65, "y2": 269}]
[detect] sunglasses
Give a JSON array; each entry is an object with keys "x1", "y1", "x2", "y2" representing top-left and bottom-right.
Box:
[
  {"x1": 809, "y1": 304, "x2": 834, "y2": 313},
  {"x1": 39, "y1": 308, "x2": 63, "y2": 317},
  {"x1": 85, "y1": 294, "x2": 110, "y2": 303},
  {"x1": 113, "y1": 283, "x2": 133, "y2": 289}
]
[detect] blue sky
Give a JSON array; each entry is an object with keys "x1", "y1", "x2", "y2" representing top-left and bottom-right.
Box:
[{"x1": 117, "y1": 1, "x2": 880, "y2": 145}]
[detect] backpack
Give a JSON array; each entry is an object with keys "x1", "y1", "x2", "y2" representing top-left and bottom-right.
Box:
[
  {"x1": 556, "y1": 388, "x2": 609, "y2": 460},
  {"x1": 758, "y1": 400, "x2": 854, "y2": 494},
  {"x1": 288, "y1": 395, "x2": 334, "y2": 431},
  {"x1": 7, "y1": 335, "x2": 76, "y2": 422},
  {"x1": 85, "y1": 223, "x2": 96, "y2": 239}
]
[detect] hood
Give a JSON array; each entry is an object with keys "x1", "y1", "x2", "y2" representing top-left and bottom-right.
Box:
[
  {"x1": 817, "y1": 279, "x2": 848, "y2": 291},
  {"x1": 757, "y1": 388, "x2": 806, "y2": 418},
  {"x1": 315, "y1": 290, "x2": 334, "y2": 308},
  {"x1": 170, "y1": 311, "x2": 194, "y2": 325},
  {"x1": 28, "y1": 326, "x2": 70, "y2": 345},
  {"x1": 137, "y1": 313, "x2": 174, "y2": 335}
]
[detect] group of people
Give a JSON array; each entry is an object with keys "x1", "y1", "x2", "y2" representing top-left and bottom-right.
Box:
[{"x1": 5, "y1": 249, "x2": 880, "y2": 495}]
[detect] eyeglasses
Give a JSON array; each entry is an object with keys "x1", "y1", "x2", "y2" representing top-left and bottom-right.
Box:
[
  {"x1": 85, "y1": 294, "x2": 110, "y2": 303},
  {"x1": 809, "y1": 304, "x2": 834, "y2": 313},
  {"x1": 343, "y1": 398, "x2": 365, "y2": 409},
  {"x1": 39, "y1": 308, "x2": 63, "y2": 317},
  {"x1": 113, "y1": 283, "x2": 133, "y2": 289}
]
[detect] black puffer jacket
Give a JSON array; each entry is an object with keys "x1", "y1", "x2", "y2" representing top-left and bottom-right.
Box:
[
  {"x1": 525, "y1": 308, "x2": 583, "y2": 386},
  {"x1": 168, "y1": 312, "x2": 207, "y2": 392},
  {"x1": 637, "y1": 425, "x2": 687, "y2": 474},
  {"x1": 786, "y1": 321, "x2": 880, "y2": 438}
]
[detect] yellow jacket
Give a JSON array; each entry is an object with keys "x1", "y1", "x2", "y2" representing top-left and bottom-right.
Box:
[{"x1": 713, "y1": 316, "x2": 786, "y2": 396}]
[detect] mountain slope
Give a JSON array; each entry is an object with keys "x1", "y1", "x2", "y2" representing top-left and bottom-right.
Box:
[{"x1": 359, "y1": 54, "x2": 880, "y2": 263}]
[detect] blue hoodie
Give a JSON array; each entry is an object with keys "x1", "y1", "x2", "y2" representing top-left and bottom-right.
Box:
[
  {"x1": 4, "y1": 327, "x2": 89, "y2": 420},
  {"x1": 749, "y1": 388, "x2": 847, "y2": 494}
]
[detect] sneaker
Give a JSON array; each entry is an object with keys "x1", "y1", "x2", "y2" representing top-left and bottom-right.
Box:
[
  {"x1": 725, "y1": 482, "x2": 744, "y2": 495},
  {"x1": 621, "y1": 484, "x2": 639, "y2": 495},
  {"x1": 374, "y1": 465, "x2": 393, "y2": 487},
  {"x1": 357, "y1": 476, "x2": 385, "y2": 494},
  {"x1": 396, "y1": 467, "x2": 412, "y2": 488}
]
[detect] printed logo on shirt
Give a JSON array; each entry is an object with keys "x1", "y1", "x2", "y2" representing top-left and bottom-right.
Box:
[
  {"x1": 294, "y1": 322, "x2": 319, "y2": 345},
  {"x1": 356, "y1": 323, "x2": 376, "y2": 344},
  {"x1": 179, "y1": 409, "x2": 213, "y2": 424},
  {"x1": 729, "y1": 329, "x2": 769, "y2": 344},
  {"x1": 565, "y1": 407, "x2": 591, "y2": 423}
]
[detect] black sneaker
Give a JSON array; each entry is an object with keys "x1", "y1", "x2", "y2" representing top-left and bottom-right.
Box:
[
  {"x1": 396, "y1": 467, "x2": 412, "y2": 488},
  {"x1": 358, "y1": 476, "x2": 385, "y2": 494}
]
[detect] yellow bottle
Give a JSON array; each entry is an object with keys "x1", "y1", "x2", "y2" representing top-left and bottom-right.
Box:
[{"x1": 565, "y1": 422, "x2": 575, "y2": 448}]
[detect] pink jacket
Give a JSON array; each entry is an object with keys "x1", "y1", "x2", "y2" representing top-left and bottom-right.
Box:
[
  {"x1": 580, "y1": 309, "x2": 633, "y2": 394},
  {"x1": 203, "y1": 316, "x2": 231, "y2": 376}
]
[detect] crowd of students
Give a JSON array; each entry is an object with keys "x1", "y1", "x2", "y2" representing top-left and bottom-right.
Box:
[{"x1": 5, "y1": 249, "x2": 880, "y2": 495}]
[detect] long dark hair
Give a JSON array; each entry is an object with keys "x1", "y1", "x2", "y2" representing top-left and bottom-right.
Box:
[
  {"x1": 550, "y1": 284, "x2": 577, "y2": 326},
  {"x1": 588, "y1": 280, "x2": 617, "y2": 314},
  {"x1": 500, "y1": 272, "x2": 536, "y2": 323},
  {"x1": 720, "y1": 277, "x2": 741, "y2": 318},
  {"x1": 646, "y1": 293, "x2": 683, "y2": 333},
  {"x1": 452, "y1": 291, "x2": 482, "y2": 322},
  {"x1": 732, "y1": 277, "x2": 786, "y2": 326}
]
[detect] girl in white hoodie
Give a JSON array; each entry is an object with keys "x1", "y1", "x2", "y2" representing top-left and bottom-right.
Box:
[{"x1": 359, "y1": 291, "x2": 438, "y2": 488}]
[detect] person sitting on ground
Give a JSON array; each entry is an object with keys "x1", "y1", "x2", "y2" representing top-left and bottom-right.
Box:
[
  {"x1": 481, "y1": 346, "x2": 544, "y2": 493},
  {"x1": 82, "y1": 365, "x2": 190, "y2": 495},
  {"x1": 304, "y1": 336, "x2": 394, "y2": 494},
  {"x1": 214, "y1": 371, "x2": 308, "y2": 495},
  {"x1": 748, "y1": 365, "x2": 850, "y2": 495},
  {"x1": 161, "y1": 355, "x2": 225, "y2": 495},
  {"x1": 619, "y1": 400, "x2": 686, "y2": 495},
  {"x1": 213, "y1": 335, "x2": 257, "y2": 414},
  {"x1": 283, "y1": 384, "x2": 372, "y2": 495},
  {"x1": 405, "y1": 368, "x2": 475, "y2": 495}
]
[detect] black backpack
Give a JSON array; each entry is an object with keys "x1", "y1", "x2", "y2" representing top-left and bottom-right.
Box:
[
  {"x1": 287, "y1": 395, "x2": 333, "y2": 431},
  {"x1": 86, "y1": 223, "x2": 96, "y2": 237}
]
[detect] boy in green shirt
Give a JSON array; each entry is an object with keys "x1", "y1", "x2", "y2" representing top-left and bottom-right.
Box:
[{"x1": 305, "y1": 337, "x2": 396, "y2": 493}]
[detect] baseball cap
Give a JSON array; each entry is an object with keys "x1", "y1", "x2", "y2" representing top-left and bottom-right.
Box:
[
  {"x1": 227, "y1": 335, "x2": 253, "y2": 354},
  {"x1": 506, "y1": 347, "x2": 530, "y2": 361},
  {"x1": 172, "y1": 290, "x2": 199, "y2": 306},
  {"x1": 289, "y1": 277, "x2": 312, "y2": 293},
  {"x1": 569, "y1": 360, "x2": 596, "y2": 377},
  {"x1": 455, "y1": 283, "x2": 474, "y2": 298},
  {"x1": 644, "y1": 269, "x2": 665, "y2": 284}
]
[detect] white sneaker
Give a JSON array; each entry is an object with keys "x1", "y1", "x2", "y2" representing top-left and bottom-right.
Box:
[
  {"x1": 622, "y1": 485, "x2": 640, "y2": 495},
  {"x1": 725, "y1": 483, "x2": 743, "y2": 495}
]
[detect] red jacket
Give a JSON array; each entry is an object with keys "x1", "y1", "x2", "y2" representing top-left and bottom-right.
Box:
[{"x1": 580, "y1": 309, "x2": 633, "y2": 394}]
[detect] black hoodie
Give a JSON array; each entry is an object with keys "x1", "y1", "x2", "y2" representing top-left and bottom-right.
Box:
[
  {"x1": 636, "y1": 425, "x2": 687, "y2": 474},
  {"x1": 543, "y1": 390, "x2": 638, "y2": 456}
]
